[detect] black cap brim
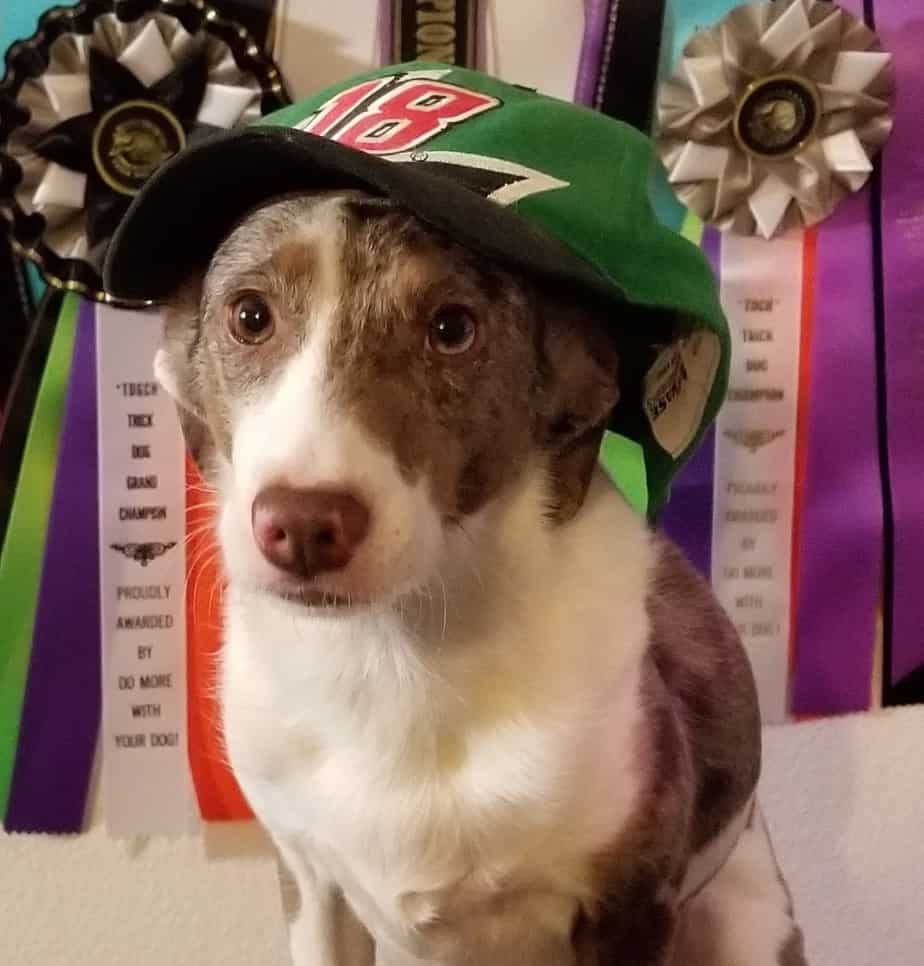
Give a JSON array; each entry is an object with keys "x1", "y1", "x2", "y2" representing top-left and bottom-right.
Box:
[{"x1": 104, "y1": 126, "x2": 620, "y2": 305}]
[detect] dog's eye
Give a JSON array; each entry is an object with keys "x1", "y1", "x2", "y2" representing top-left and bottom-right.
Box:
[
  {"x1": 427, "y1": 306, "x2": 476, "y2": 355},
  {"x1": 227, "y1": 294, "x2": 274, "y2": 345}
]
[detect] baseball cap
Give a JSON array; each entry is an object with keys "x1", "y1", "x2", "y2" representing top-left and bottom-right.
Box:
[{"x1": 104, "y1": 62, "x2": 729, "y2": 515}]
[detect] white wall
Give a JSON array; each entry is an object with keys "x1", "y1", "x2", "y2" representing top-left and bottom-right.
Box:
[
  {"x1": 761, "y1": 706, "x2": 924, "y2": 966},
  {"x1": 1, "y1": 790, "x2": 289, "y2": 966}
]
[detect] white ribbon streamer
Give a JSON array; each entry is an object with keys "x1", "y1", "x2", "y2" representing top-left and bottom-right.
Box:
[
  {"x1": 711, "y1": 231, "x2": 804, "y2": 724},
  {"x1": 97, "y1": 305, "x2": 196, "y2": 837}
]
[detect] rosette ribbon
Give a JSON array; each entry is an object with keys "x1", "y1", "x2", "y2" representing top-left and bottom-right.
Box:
[
  {"x1": 0, "y1": 0, "x2": 286, "y2": 835},
  {"x1": 654, "y1": 0, "x2": 907, "y2": 721},
  {"x1": 657, "y1": 0, "x2": 893, "y2": 239}
]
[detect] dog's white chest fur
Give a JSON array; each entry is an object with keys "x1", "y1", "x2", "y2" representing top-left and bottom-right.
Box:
[{"x1": 221, "y1": 475, "x2": 654, "y2": 959}]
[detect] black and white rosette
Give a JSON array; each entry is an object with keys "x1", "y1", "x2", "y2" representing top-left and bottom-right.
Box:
[
  {"x1": 0, "y1": 0, "x2": 288, "y2": 303},
  {"x1": 655, "y1": 0, "x2": 894, "y2": 238}
]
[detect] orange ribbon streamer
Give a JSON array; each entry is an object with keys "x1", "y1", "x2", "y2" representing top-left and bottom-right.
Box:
[{"x1": 186, "y1": 456, "x2": 252, "y2": 820}]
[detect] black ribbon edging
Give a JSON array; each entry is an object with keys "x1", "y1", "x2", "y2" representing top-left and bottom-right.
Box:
[
  {"x1": 595, "y1": 0, "x2": 666, "y2": 134},
  {"x1": 864, "y1": 0, "x2": 920, "y2": 707},
  {"x1": 216, "y1": 0, "x2": 278, "y2": 50},
  {"x1": 0, "y1": 225, "x2": 35, "y2": 410},
  {"x1": 0, "y1": 286, "x2": 63, "y2": 550}
]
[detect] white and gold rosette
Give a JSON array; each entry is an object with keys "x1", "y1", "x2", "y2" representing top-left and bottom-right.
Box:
[
  {"x1": 0, "y1": 0, "x2": 287, "y2": 302},
  {"x1": 656, "y1": 0, "x2": 894, "y2": 238}
]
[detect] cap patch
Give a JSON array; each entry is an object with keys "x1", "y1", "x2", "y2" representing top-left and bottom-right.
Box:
[
  {"x1": 644, "y1": 329, "x2": 721, "y2": 458},
  {"x1": 294, "y1": 70, "x2": 500, "y2": 155}
]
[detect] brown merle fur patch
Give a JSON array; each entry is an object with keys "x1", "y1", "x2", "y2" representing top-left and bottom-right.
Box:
[
  {"x1": 328, "y1": 195, "x2": 620, "y2": 521},
  {"x1": 571, "y1": 652, "x2": 691, "y2": 965},
  {"x1": 161, "y1": 191, "x2": 622, "y2": 522},
  {"x1": 646, "y1": 537, "x2": 762, "y2": 851},
  {"x1": 571, "y1": 539, "x2": 763, "y2": 964}
]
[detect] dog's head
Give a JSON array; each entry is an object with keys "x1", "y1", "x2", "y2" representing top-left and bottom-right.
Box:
[{"x1": 159, "y1": 191, "x2": 625, "y2": 608}]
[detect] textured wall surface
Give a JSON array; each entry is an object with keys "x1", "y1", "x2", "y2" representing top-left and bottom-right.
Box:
[
  {"x1": 1, "y1": 789, "x2": 289, "y2": 966},
  {"x1": 761, "y1": 705, "x2": 924, "y2": 966}
]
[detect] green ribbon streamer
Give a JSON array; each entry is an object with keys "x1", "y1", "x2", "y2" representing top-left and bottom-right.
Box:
[
  {"x1": 600, "y1": 432, "x2": 648, "y2": 517},
  {"x1": 0, "y1": 294, "x2": 79, "y2": 817}
]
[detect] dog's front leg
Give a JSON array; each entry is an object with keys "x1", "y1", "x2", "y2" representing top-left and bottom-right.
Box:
[{"x1": 277, "y1": 841, "x2": 374, "y2": 966}]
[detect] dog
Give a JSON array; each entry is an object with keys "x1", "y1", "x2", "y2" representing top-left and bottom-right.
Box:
[{"x1": 156, "y1": 189, "x2": 808, "y2": 966}]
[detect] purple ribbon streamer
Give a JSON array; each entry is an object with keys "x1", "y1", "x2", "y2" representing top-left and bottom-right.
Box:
[
  {"x1": 660, "y1": 425, "x2": 715, "y2": 578},
  {"x1": 4, "y1": 300, "x2": 100, "y2": 833},
  {"x1": 574, "y1": 0, "x2": 611, "y2": 106},
  {"x1": 875, "y1": 0, "x2": 924, "y2": 693},
  {"x1": 660, "y1": 227, "x2": 721, "y2": 578},
  {"x1": 791, "y1": 189, "x2": 882, "y2": 715}
]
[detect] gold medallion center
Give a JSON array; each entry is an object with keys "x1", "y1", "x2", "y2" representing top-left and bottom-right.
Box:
[
  {"x1": 92, "y1": 99, "x2": 186, "y2": 196},
  {"x1": 733, "y1": 74, "x2": 820, "y2": 160}
]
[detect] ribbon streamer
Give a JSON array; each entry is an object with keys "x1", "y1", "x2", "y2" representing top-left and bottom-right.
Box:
[
  {"x1": 187, "y1": 458, "x2": 252, "y2": 821},
  {"x1": 388, "y1": 0, "x2": 478, "y2": 66},
  {"x1": 0, "y1": 293, "x2": 78, "y2": 820},
  {"x1": 0, "y1": 290, "x2": 61, "y2": 549},
  {"x1": 788, "y1": 0, "x2": 882, "y2": 713},
  {"x1": 711, "y1": 230, "x2": 806, "y2": 725},
  {"x1": 5, "y1": 298, "x2": 100, "y2": 833},
  {"x1": 96, "y1": 304, "x2": 194, "y2": 837},
  {"x1": 875, "y1": 0, "x2": 924, "y2": 705},
  {"x1": 0, "y1": 229, "x2": 35, "y2": 406},
  {"x1": 574, "y1": 0, "x2": 666, "y2": 132}
]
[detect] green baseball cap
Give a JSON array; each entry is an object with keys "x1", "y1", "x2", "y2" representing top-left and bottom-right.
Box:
[{"x1": 104, "y1": 63, "x2": 728, "y2": 515}]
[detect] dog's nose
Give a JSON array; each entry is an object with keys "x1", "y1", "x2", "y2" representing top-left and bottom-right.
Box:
[{"x1": 252, "y1": 486, "x2": 370, "y2": 578}]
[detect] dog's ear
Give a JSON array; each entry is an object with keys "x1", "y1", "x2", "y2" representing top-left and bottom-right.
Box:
[
  {"x1": 157, "y1": 274, "x2": 215, "y2": 471},
  {"x1": 537, "y1": 295, "x2": 620, "y2": 522}
]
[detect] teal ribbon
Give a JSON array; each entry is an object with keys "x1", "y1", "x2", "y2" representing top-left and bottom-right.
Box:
[
  {"x1": 650, "y1": 0, "x2": 754, "y2": 229},
  {"x1": 3, "y1": 0, "x2": 52, "y2": 303}
]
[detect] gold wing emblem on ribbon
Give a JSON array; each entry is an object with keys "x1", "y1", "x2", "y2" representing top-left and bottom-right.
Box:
[
  {"x1": 110, "y1": 542, "x2": 178, "y2": 567},
  {"x1": 723, "y1": 429, "x2": 785, "y2": 453}
]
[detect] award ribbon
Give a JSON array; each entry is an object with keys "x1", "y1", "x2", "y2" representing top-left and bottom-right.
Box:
[
  {"x1": 5, "y1": 297, "x2": 100, "y2": 833},
  {"x1": 1, "y1": 0, "x2": 287, "y2": 833},
  {"x1": 655, "y1": 0, "x2": 892, "y2": 721}
]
